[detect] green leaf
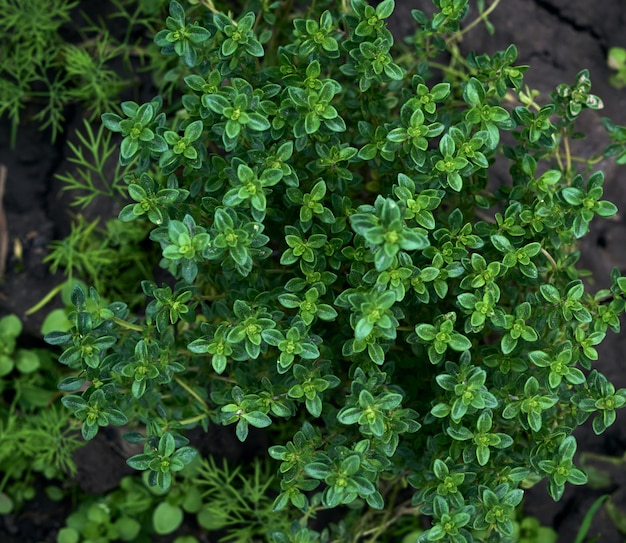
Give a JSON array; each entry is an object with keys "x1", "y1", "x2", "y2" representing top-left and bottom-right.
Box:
[
  {"x1": 61, "y1": 395, "x2": 87, "y2": 411},
  {"x1": 540, "y1": 284, "x2": 561, "y2": 303},
  {"x1": 447, "y1": 171, "x2": 463, "y2": 192},
  {"x1": 464, "y1": 78, "x2": 485, "y2": 106},
  {"x1": 153, "y1": 502, "x2": 184, "y2": 535},
  {"x1": 305, "y1": 462, "x2": 331, "y2": 479},
  {"x1": 448, "y1": 333, "x2": 471, "y2": 351},
  {"x1": 439, "y1": 133, "x2": 455, "y2": 156},
  {"x1": 44, "y1": 330, "x2": 72, "y2": 346},
  {"x1": 305, "y1": 112, "x2": 320, "y2": 134},
  {"x1": 56, "y1": 527, "x2": 79, "y2": 543},
  {"x1": 82, "y1": 421, "x2": 99, "y2": 440},
  {"x1": 127, "y1": 453, "x2": 153, "y2": 471},
  {"x1": 222, "y1": 37, "x2": 238, "y2": 57},
  {"x1": 400, "y1": 230, "x2": 429, "y2": 250},
  {"x1": 384, "y1": 62, "x2": 404, "y2": 80},
  {"x1": 247, "y1": 112, "x2": 271, "y2": 131},
  {"x1": 158, "y1": 433, "x2": 176, "y2": 457},
  {"x1": 355, "y1": 318, "x2": 374, "y2": 340},
  {"x1": 337, "y1": 407, "x2": 362, "y2": 425},
  {"x1": 568, "y1": 467, "x2": 588, "y2": 486},
  {"x1": 184, "y1": 119, "x2": 204, "y2": 141},
  {"x1": 245, "y1": 39, "x2": 264, "y2": 57},
  {"x1": 306, "y1": 395, "x2": 323, "y2": 417},
  {"x1": 108, "y1": 408, "x2": 129, "y2": 426},
  {"x1": 366, "y1": 490, "x2": 384, "y2": 509},
  {"x1": 476, "y1": 444, "x2": 490, "y2": 466},
  {"x1": 235, "y1": 418, "x2": 249, "y2": 441},
  {"x1": 376, "y1": 0, "x2": 394, "y2": 18},
  {"x1": 260, "y1": 168, "x2": 283, "y2": 186},
  {"x1": 415, "y1": 323, "x2": 436, "y2": 341},
  {"x1": 187, "y1": 25, "x2": 211, "y2": 43},
  {"x1": 243, "y1": 411, "x2": 272, "y2": 428},
  {"x1": 433, "y1": 459, "x2": 449, "y2": 479},
  {"x1": 431, "y1": 403, "x2": 451, "y2": 418},
  {"x1": 561, "y1": 187, "x2": 584, "y2": 205},
  {"x1": 447, "y1": 425, "x2": 473, "y2": 440},
  {"x1": 310, "y1": 180, "x2": 327, "y2": 200},
  {"x1": 501, "y1": 334, "x2": 517, "y2": 355},
  {"x1": 596, "y1": 200, "x2": 618, "y2": 217},
  {"x1": 203, "y1": 94, "x2": 229, "y2": 114},
  {"x1": 58, "y1": 377, "x2": 85, "y2": 392},
  {"x1": 116, "y1": 517, "x2": 141, "y2": 542},
  {"x1": 386, "y1": 128, "x2": 407, "y2": 143},
  {"x1": 316, "y1": 304, "x2": 338, "y2": 321},
  {"x1": 12, "y1": 349, "x2": 37, "y2": 373},
  {"x1": 491, "y1": 234, "x2": 513, "y2": 252},
  {"x1": 101, "y1": 113, "x2": 122, "y2": 132}
]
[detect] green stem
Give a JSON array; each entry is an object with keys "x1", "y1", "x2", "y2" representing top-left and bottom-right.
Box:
[
  {"x1": 111, "y1": 317, "x2": 144, "y2": 332},
  {"x1": 426, "y1": 61, "x2": 468, "y2": 81},
  {"x1": 541, "y1": 248, "x2": 558, "y2": 271},
  {"x1": 179, "y1": 413, "x2": 210, "y2": 425},
  {"x1": 570, "y1": 154, "x2": 604, "y2": 165},
  {"x1": 0, "y1": 468, "x2": 11, "y2": 495},
  {"x1": 174, "y1": 375, "x2": 209, "y2": 410},
  {"x1": 199, "y1": 0, "x2": 219, "y2": 14},
  {"x1": 446, "y1": 0, "x2": 502, "y2": 45},
  {"x1": 563, "y1": 134, "x2": 572, "y2": 175},
  {"x1": 25, "y1": 281, "x2": 66, "y2": 315}
]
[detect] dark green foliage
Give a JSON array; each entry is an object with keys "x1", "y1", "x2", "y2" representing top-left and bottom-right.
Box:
[
  {"x1": 0, "y1": 315, "x2": 83, "y2": 514},
  {"x1": 46, "y1": 0, "x2": 626, "y2": 540}
]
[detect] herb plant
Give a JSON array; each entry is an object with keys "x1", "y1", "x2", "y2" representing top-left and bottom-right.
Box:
[
  {"x1": 0, "y1": 0, "x2": 170, "y2": 144},
  {"x1": 55, "y1": 455, "x2": 294, "y2": 543},
  {"x1": 46, "y1": 0, "x2": 626, "y2": 541},
  {"x1": 0, "y1": 314, "x2": 83, "y2": 514},
  {"x1": 43, "y1": 215, "x2": 156, "y2": 306}
]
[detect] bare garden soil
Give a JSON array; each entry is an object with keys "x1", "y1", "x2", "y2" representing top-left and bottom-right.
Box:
[{"x1": 2, "y1": 1, "x2": 626, "y2": 541}]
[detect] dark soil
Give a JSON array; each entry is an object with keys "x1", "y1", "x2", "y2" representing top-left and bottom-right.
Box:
[{"x1": 2, "y1": 1, "x2": 626, "y2": 541}]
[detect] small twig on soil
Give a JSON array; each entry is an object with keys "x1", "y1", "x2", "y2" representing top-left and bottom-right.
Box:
[{"x1": 0, "y1": 164, "x2": 7, "y2": 280}]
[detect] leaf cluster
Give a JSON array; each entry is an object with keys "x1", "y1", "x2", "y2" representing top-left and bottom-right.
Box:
[
  {"x1": 45, "y1": 0, "x2": 626, "y2": 541},
  {"x1": 0, "y1": 314, "x2": 83, "y2": 514}
]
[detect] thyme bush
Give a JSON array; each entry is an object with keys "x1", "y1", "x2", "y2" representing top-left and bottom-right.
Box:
[{"x1": 46, "y1": 0, "x2": 626, "y2": 540}]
